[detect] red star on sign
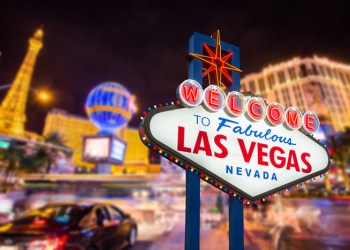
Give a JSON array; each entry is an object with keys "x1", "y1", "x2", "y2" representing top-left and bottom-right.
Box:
[{"x1": 190, "y1": 30, "x2": 242, "y2": 89}]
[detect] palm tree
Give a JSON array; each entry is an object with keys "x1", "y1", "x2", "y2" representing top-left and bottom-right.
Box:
[
  {"x1": 19, "y1": 147, "x2": 48, "y2": 174},
  {"x1": 0, "y1": 142, "x2": 52, "y2": 192},
  {"x1": 43, "y1": 132, "x2": 69, "y2": 174},
  {"x1": 0, "y1": 143, "x2": 23, "y2": 192},
  {"x1": 0, "y1": 134, "x2": 71, "y2": 192}
]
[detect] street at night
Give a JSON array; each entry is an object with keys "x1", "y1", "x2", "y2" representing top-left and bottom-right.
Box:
[
  {"x1": 1, "y1": 1, "x2": 350, "y2": 250},
  {"x1": 128, "y1": 193, "x2": 350, "y2": 250}
]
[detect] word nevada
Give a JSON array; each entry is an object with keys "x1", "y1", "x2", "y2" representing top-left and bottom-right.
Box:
[{"x1": 177, "y1": 79, "x2": 320, "y2": 134}]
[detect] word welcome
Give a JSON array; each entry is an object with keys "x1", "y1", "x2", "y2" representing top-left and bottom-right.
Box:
[{"x1": 177, "y1": 79, "x2": 320, "y2": 134}]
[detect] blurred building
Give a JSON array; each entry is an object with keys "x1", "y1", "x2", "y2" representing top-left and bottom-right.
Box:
[
  {"x1": 241, "y1": 56, "x2": 350, "y2": 131},
  {"x1": 0, "y1": 29, "x2": 43, "y2": 138},
  {"x1": 43, "y1": 109, "x2": 159, "y2": 174}
]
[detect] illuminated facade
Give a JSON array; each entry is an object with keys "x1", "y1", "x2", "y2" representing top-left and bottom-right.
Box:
[
  {"x1": 241, "y1": 56, "x2": 350, "y2": 131},
  {"x1": 0, "y1": 29, "x2": 43, "y2": 137},
  {"x1": 43, "y1": 109, "x2": 159, "y2": 173}
]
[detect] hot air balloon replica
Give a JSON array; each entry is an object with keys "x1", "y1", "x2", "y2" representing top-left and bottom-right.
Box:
[{"x1": 82, "y1": 82, "x2": 136, "y2": 173}]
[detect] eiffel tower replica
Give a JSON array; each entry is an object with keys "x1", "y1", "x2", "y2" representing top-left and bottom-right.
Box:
[{"x1": 0, "y1": 28, "x2": 43, "y2": 138}]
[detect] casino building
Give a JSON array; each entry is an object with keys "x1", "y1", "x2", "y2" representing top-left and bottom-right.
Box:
[
  {"x1": 240, "y1": 56, "x2": 350, "y2": 132},
  {"x1": 43, "y1": 109, "x2": 159, "y2": 174}
]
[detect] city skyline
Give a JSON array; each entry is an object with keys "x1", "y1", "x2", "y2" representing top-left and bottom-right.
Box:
[{"x1": 0, "y1": 0, "x2": 349, "y2": 133}]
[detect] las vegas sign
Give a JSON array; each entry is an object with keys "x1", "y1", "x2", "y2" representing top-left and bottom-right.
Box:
[{"x1": 139, "y1": 79, "x2": 330, "y2": 202}]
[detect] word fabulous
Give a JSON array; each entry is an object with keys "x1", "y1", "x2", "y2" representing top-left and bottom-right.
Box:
[{"x1": 177, "y1": 79, "x2": 320, "y2": 134}]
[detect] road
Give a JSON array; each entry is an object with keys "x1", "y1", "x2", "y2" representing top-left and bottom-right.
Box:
[
  {"x1": 130, "y1": 198, "x2": 350, "y2": 250},
  {"x1": 131, "y1": 212, "x2": 270, "y2": 250},
  {"x1": 148, "y1": 212, "x2": 229, "y2": 250}
]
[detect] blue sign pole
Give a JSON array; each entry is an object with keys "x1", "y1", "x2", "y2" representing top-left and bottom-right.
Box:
[
  {"x1": 185, "y1": 32, "x2": 203, "y2": 250},
  {"x1": 187, "y1": 31, "x2": 241, "y2": 250},
  {"x1": 185, "y1": 171, "x2": 200, "y2": 250},
  {"x1": 229, "y1": 196, "x2": 244, "y2": 250}
]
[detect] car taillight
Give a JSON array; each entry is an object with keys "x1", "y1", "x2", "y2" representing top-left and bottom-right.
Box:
[
  {"x1": 31, "y1": 218, "x2": 47, "y2": 226},
  {"x1": 27, "y1": 235, "x2": 68, "y2": 250}
]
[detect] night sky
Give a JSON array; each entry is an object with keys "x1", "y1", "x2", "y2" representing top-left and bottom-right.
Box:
[{"x1": 0, "y1": 0, "x2": 349, "y2": 134}]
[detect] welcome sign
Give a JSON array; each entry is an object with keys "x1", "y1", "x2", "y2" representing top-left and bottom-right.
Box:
[{"x1": 140, "y1": 79, "x2": 330, "y2": 201}]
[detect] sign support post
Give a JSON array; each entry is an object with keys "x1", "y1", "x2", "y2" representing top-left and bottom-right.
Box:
[
  {"x1": 185, "y1": 171, "x2": 200, "y2": 250},
  {"x1": 187, "y1": 31, "x2": 242, "y2": 250},
  {"x1": 229, "y1": 196, "x2": 244, "y2": 250},
  {"x1": 185, "y1": 32, "x2": 204, "y2": 250}
]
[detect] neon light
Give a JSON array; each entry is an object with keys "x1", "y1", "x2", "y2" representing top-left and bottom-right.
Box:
[
  {"x1": 302, "y1": 111, "x2": 320, "y2": 133},
  {"x1": 306, "y1": 116, "x2": 314, "y2": 130},
  {"x1": 225, "y1": 91, "x2": 246, "y2": 117},
  {"x1": 184, "y1": 85, "x2": 199, "y2": 100},
  {"x1": 189, "y1": 31, "x2": 242, "y2": 88},
  {"x1": 285, "y1": 107, "x2": 302, "y2": 130},
  {"x1": 202, "y1": 85, "x2": 226, "y2": 111},
  {"x1": 246, "y1": 97, "x2": 266, "y2": 121},
  {"x1": 249, "y1": 102, "x2": 260, "y2": 117},
  {"x1": 177, "y1": 79, "x2": 203, "y2": 107},
  {"x1": 208, "y1": 90, "x2": 219, "y2": 107},
  {"x1": 266, "y1": 103, "x2": 284, "y2": 126}
]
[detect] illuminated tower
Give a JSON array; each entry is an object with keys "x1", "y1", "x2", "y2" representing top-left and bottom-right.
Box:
[{"x1": 0, "y1": 28, "x2": 43, "y2": 137}]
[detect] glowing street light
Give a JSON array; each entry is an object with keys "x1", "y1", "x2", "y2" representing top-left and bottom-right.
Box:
[
  {"x1": 0, "y1": 83, "x2": 52, "y2": 103},
  {"x1": 34, "y1": 89, "x2": 51, "y2": 102}
]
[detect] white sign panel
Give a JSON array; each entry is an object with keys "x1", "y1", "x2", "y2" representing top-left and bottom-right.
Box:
[
  {"x1": 143, "y1": 104, "x2": 330, "y2": 201},
  {"x1": 83, "y1": 137, "x2": 110, "y2": 159},
  {"x1": 83, "y1": 135, "x2": 126, "y2": 164}
]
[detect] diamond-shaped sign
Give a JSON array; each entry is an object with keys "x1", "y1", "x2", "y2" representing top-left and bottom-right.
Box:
[{"x1": 140, "y1": 103, "x2": 330, "y2": 201}]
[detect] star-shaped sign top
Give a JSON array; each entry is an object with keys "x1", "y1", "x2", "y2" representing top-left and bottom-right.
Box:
[{"x1": 189, "y1": 30, "x2": 242, "y2": 89}]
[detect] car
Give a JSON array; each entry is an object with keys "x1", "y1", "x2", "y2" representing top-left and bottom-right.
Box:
[
  {"x1": 0, "y1": 202, "x2": 137, "y2": 250},
  {"x1": 275, "y1": 214, "x2": 350, "y2": 250}
]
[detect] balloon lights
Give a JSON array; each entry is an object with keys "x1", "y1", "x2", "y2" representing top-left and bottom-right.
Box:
[{"x1": 85, "y1": 82, "x2": 135, "y2": 134}]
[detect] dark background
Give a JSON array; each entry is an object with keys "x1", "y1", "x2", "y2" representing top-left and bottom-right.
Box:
[{"x1": 0, "y1": 0, "x2": 349, "y2": 134}]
